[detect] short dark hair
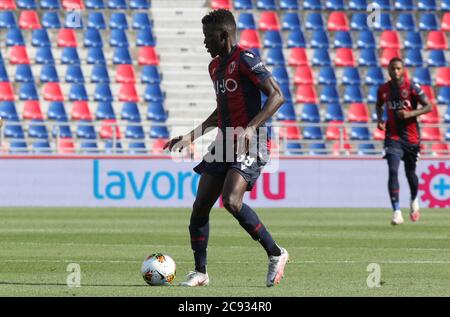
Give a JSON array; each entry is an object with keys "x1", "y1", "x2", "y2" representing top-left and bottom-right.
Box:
[
  {"x1": 202, "y1": 9, "x2": 236, "y2": 32},
  {"x1": 389, "y1": 57, "x2": 404, "y2": 66}
]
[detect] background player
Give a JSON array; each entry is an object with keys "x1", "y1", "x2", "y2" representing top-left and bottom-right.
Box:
[
  {"x1": 376, "y1": 57, "x2": 432, "y2": 225},
  {"x1": 164, "y1": 9, "x2": 288, "y2": 287}
]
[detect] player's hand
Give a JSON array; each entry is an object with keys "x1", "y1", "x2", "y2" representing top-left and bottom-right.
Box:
[
  {"x1": 237, "y1": 126, "x2": 256, "y2": 156},
  {"x1": 377, "y1": 120, "x2": 386, "y2": 131},
  {"x1": 396, "y1": 110, "x2": 411, "y2": 120},
  {"x1": 163, "y1": 135, "x2": 191, "y2": 152}
]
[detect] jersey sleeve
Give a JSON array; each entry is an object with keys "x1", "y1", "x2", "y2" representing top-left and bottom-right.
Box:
[
  {"x1": 411, "y1": 82, "x2": 427, "y2": 103},
  {"x1": 239, "y1": 50, "x2": 272, "y2": 87}
]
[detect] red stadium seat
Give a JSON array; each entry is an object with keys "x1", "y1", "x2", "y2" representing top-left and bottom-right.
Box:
[
  {"x1": 211, "y1": 0, "x2": 231, "y2": 9},
  {"x1": 348, "y1": 103, "x2": 369, "y2": 122},
  {"x1": 43, "y1": 83, "x2": 64, "y2": 101},
  {"x1": 373, "y1": 127, "x2": 385, "y2": 140},
  {"x1": 100, "y1": 119, "x2": 122, "y2": 139},
  {"x1": 294, "y1": 66, "x2": 314, "y2": 85},
  {"x1": 119, "y1": 84, "x2": 140, "y2": 102},
  {"x1": 288, "y1": 48, "x2": 308, "y2": 66},
  {"x1": 421, "y1": 126, "x2": 442, "y2": 141},
  {"x1": 334, "y1": 48, "x2": 355, "y2": 67},
  {"x1": 442, "y1": 13, "x2": 450, "y2": 31},
  {"x1": 279, "y1": 120, "x2": 301, "y2": 140},
  {"x1": 332, "y1": 142, "x2": 352, "y2": 155},
  {"x1": 326, "y1": 121, "x2": 348, "y2": 140},
  {"x1": 116, "y1": 64, "x2": 136, "y2": 84},
  {"x1": 380, "y1": 31, "x2": 401, "y2": 49},
  {"x1": 239, "y1": 29, "x2": 261, "y2": 49},
  {"x1": 327, "y1": 12, "x2": 349, "y2": 31},
  {"x1": 0, "y1": 83, "x2": 15, "y2": 101},
  {"x1": 431, "y1": 143, "x2": 449, "y2": 156},
  {"x1": 0, "y1": 0, "x2": 16, "y2": 9},
  {"x1": 58, "y1": 29, "x2": 78, "y2": 47},
  {"x1": 10, "y1": 46, "x2": 30, "y2": 64},
  {"x1": 381, "y1": 48, "x2": 401, "y2": 67},
  {"x1": 19, "y1": 10, "x2": 41, "y2": 29},
  {"x1": 421, "y1": 85, "x2": 436, "y2": 103},
  {"x1": 436, "y1": 67, "x2": 450, "y2": 86},
  {"x1": 58, "y1": 138, "x2": 76, "y2": 154},
  {"x1": 295, "y1": 85, "x2": 318, "y2": 103},
  {"x1": 426, "y1": 31, "x2": 448, "y2": 50},
  {"x1": 258, "y1": 12, "x2": 281, "y2": 31},
  {"x1": 151, "y1": 138, "x2": 168, "y2": 154},
  {"x1": 420, "y1": 104, "x2": 440, "y2": 124},
  {"x1": 23, "y1": 100, "x2": 44, "y2": 120},
  {"x1": 71, "y1": 101, "x2": 93, "y2": 120},
  {"x1": 138, "y1": 47, "x2": 159, "y2": 65},
  {"x1": 62, "y1": 0, "x2": 85, "y2": 9}
]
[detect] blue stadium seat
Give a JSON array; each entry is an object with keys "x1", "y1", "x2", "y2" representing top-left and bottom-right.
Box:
[
  {"x1": 77, "y1": 121, "x2": 97, "y2": 139},
  {"x1": 85, "y1": 0, "x2": 105, "y2": 9},
  {"x1": 413, "y1": 68, "x2": 432, "y2": 85},
  {"x1": 65, "y1": 65, "x2": 84, "y2": 83},
  {"x1": 367, "y1": 86, "x2": 379, "y2": 103},
  {"x1": 358, "y1": 48, "x2": 378, "y2": 66},
  {"x1": 419, "y1": 13, "x2": 439, "y2": 30},
  {"x1": 94, "y1": 84, "x2": 113, "y2": 102},
  {"x1": 96, "y1": 102, "x2": 115, "y2": 120},
  {"x1": 9, "y1": 140, "x2": 28, "y2": 153},
  {"x1": 141, "y1": 66, "x2": 161, "y2": 84},
  {"x1": 301, "y1": 104, "x2": 320, "y2": 122},
  {"x1": 128, "y1": 141, "x2": 146, "y2": 154},
  {"x1": 349, "y1": 0, "x2": 367, "y2": 10},
  {"x1": 342, "y1": 67, "x2": 361, "y2": 85},
  {"x1": 40, "y1": 0, "x2": 61, "y2": 9},
  {"x1": 0, "y1": 65, "x2": 9, "y2": 82},
  {"x1": 132, "y1": 13, "x2": 152, "y2": 30},
  {"x1": 373, "y1": 13, "x2": 393, "y2": 30},
  {"x1": 365, "y1": 67, "x2": 384, "y2": 85},
  {"x1": 87, "y1": 12, "x2": 106, "y2": 29},
  {"x1": 17, "y1": 0, "x2": 37, "y2": 9},
  {"x1": 150, "y1": 125, "x2": 170, "y2": 139},
  {"x1": 234, "y1": 0, "x2": 253, "y2": 9},
  {"x1": 326, "y1": 0, "x2": 345, "y2": 10},
  {"x1": 28, "y1": 120, "x2": 48, "y2": 139},
  {"x1": 303, "y1": 126, "x2": 323, "y2": 140},
  {"x1": 287, "y1": 29, "x2": 306, "y2": 47},
  {"x1": 344, "y1": 86, "x2": 363, "y2": 103},
  {"x1": 396, "y1": 13, "x2": 416, "y2": 31},
  {"x1": 351, "y1": 13, "x2": 369, "y2": 30},
  {"x1": 15, "y1": 65, "x2": 34, "y2": 83},
  {"x1": 280, "y1": 0, "x2": 299, "y2": 10},
  {"x1": 144, "y1": 84, "x2": 164, "y2": 102},
  {"x1": 87, "y1": 47, "x2": 106, "y2": 65},
  {"x1": 282, "y1": 13, "x2": 301, "y2": 30},
  {"x1": 80, "y1": 141, "x2": 99, "y2": 153},
  {"x1": 136, "y1": 29, "x2": 156, "y2": 46},
  {"x1": 84, "y1": 28, "x2": 103, "y2": 47},
  {"x1": 0, "y1": 11, "x2": 17, "y2": 29},
  {"x1": 110, "y1": 29, "x2": 129, "y2": 47},
  {"x1": 350, "y1": 126, "x2": 371, "y2": 140},
  {"x1": 0, "y1": 101, "x2": 19, "y2": 120},
  {"x1": 31, "y1": 29, "x2": 50, "y2": 47},
  {"x1": 304, "y1": 0, "x2": 322, "y2": 10},
  {"x1": 19, "y1": 83, "x2": 38, "y2": 100},
  {"x1": 104, "y1": 140, "x2": 123, "y2": 153},
  {"x1": 4, "y1": 120, "x2": 25, "y2": 138},
  {"x1": 6, "y1": 28, "x2": 25, "y2": 46},
  {"x1": 52, "y1": 120, "x2": 72, "y2": 138},
  {"x1": 121, "y1": 102, "x2": 141, "y2": 122},
  {"x1": 130, "y1": 0, "x2": 150, "y2": 9},
  {"x1": 257, "y1": 0, "x2": 277, "y2": 10},
  {"x1": 445, "y1": 106, "x2": 450, "y2": 122},
  {"x1": 305, "y1": 13, "x2": 324, "y2": 30},
  {"x1": 42, "y1": 11, "x2": 61, "y2": 29},
  {"x1": 311, "y1": 30, "x2": 329, "y2": 49},
  {"x1": 237, "y1": 13, "x2": 256, "y2": 30},
  {"x1": 64, "y1": 11, "x2": 83, "y2": 29},
  {"x1": 263, "y1": 31, "x2": 282, "y2": 48},
  {"x1": 404, "y1": 32, "x2": 423, "y2": 49},
  {"x1": 108, "y1": 0, "x2": 127, "y2": 9},
  {"x1": 405, "y1": 49, "x2": 424, "y2": 67},
  {"x1": 126, "y1": 124, "x2": 145, "y2": 139},
  {"x1": 110, "y1": 12, "x2": 128, "y2": 30},
  {"x1": 113, "y1": 48, "x2": 132, "y2": 64},
  {"x1": 272, "y1": 66, "x2": 290, "y2": 85},
  {"x1": 61, "y1": 47, "x2": 80, "y2": 65},
  {"x1": 442, "y1": 0, "x2": 450, "y2": 10},
  {"x1": 285, "y1": 141, "x2": 302, "y2": 155},
  {"x1": 35, "y1": 47, "x2": 54, "y2": 65},
  {"x1": 266, "y1": 48, "x2": 285, "y2": 65},
  {"x1": 372, "y1": 0, "x2": 391, "y2": 10},
  {"x1": 394, "y1": 0, "x2": 415, "y2": 10},
  {"x1": 320, "y1": 85, "x2": 340, "y2": 103},
  {"x1": 312, "y1": 48, "x2": 331, "y2": 66},
  {"x1": 147, "y1": 101, "x2": 167, "y2": 122},
  {"x1": 69, "y1": 84, "x2": 88, "y2": 101},
  {"x1": 418, "y1": 0, "x2": 436, "y2": 10},
  {"x1": 47, "y1": 102, "x2": 67, "y2": 121},
  {"x1": 318, "y1": 67, "x2": 337, "y2": 85},
  {"x1": 357, "y1": 143, "x2": 376, "y2": 155},
  {"x1": 333, "y1": 31, "x2": 352, "y2": 48},
  {"x1": 91, "y1": 65, "x2": 110, "y2": 83},
  {"x1": 446, "y1": 128, "x2": 450, "y2": 141},
  {"x1": 276, "y1": 102, "x2": 296, "y2": 121},
  {"x1": 309, "y1": 143, "x2": 327, "y2": 155},
  {"x1": 325, "y1": 103, "x2": 344, "y2": 121},
  {"x1": 427, "y1": 50, "x2": 446, "y2": 67},
  {"x1": 437, "y1": 87, "x2": 450, "y2": 104}
]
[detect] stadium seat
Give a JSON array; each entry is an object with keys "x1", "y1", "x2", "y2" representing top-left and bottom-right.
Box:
[
  {"x1": 15, "y1": 64, "x2": 34, "y2": 83},
  {"x1": 365, "y1": 67, "x2": 384, "y2": 86},
  {"x1": 22, "y1": 100, "x2": 43, "y2": 120},
  {"x1": 372, "y1": 0, "x2": 391, "y2": 10},
  {"x1": 40, "y1": 0, "x2": 60, "y2": 8},
  {"x1": 358, "y1": 48, "x2": 378, "y2": 67},
  {"x1": 19, "y1": 83, "x2": 38, "y2": 100},
  {"x1": 90, "y1": 65, "x2": 109, "y2": 83},
  {"x1": 0, "y1": 101, "x2": 19, "y2": 120},
  {"x1": 350, "y1": 126, "x2": 371, "y2": 140},
  {"x1": 119, "y1": 84, "x2": 139, "y2": 102},
  {"x1": 76, "y1": 121, "x2": 97, "y2": 139},
  {"x1": 380, "y1": 48, "x2": 401, "y2": 67},
  {"x1": 28, "y1": 120, "x2": 48, "y2": 139},
  {"x1": 113, "y1": 47, "x2": 132, "y2": 65},
  {"x1": 0, "y1": 65, "x2": 9, "y2": 82},
  {"x1": 52, "y1": 120, "x2": 72, "y2": 138},
  {"x1": 130, "y1": 0, "x2": 149, "y2": 9},
  {"x1": 278, "y1": 120, "x2": 301, "y2": 140},
  {"x1": 65, "y1": 65, "x2": 85, "y2": 83},
  {"x1": 132, "y1": 13, "x2": 152, "y2": 30},
  {"x1": 282, "y1": 13, "x2": 301, "y2": 30},
  {"x1": 240, "y1": 29, "x2": 261, "y2": 49},
  {"x1": 234, "y1": 0, "x2": 252, "y2": 9},
  {"x1": 121, "y1": 102, "x2": 141, "y2": 121},
  {"x1": 64, "y1": 11, "x2": 83, "y2": 29},
  {"x1": 257, "y1": 0, "x2": 277, "y2": 10},
  {"x1": 144, "y1": 84, "x2": 164, "y2": 102},
  {"x1": 100, "y1": 119, "x2": 121, "y2": 139},
  {"x1": 333, "y1": 31, "x2": 352, "y2": 48},
  {"x1": 141, "y1": 66, "x2": 161, "y2": 84},
  {"x1": 431, "y1": 143, "x2": 449, "y2": 156},
  {"x1": 42, "y1": 82, "x2": 63, "y2": 101},
  {"x1": 110, "y1": 12, "x2": 128, "y2": 30},
  {"x1": 404, "y1": 32, "x2": 423, "y2": 49},
  {"x1": 412, "y1": 67, "x2": 431, "y2": 85},
  {"x1": 280, "y1": 0, "x2": 299, "y2": 9},
  {"x1": 19, "y1": 10, "x2": 41, "y2": 29},
  {"x1": 301, "y1": 104, "x2": 320, "y2": 123},
  {"x1": 79, "y1": 141, "x2": 98, "y2": 153},
  {"x1": 136, "y1": 29, "x2": 156, "y2": 46},
  {"x1": 9, "y1": 140, "x2": 28, "y2": 153},
  {"x1": 325, "y1": 103, "x2": 344, "y2": 121},
  {"x1": 380, "y1": 31, "x2": 401, "y2": 49},
  {"x1": 150, "y1": 125, "x2": 170, "y2": 139},
  {"x1": 437, "y1": 87, "x2": 450, "y2": 104},
  {"x1": 69, "y1": 84, "x2": 88, "y2": 101},
  {"x1": 332, "y1": 142, "x2": 352, "y2": 155},
  {"x1": 343, "y1": 85, "x2": 363, "y2": 103},
  {"x1": 305, "y1": 13, "x2": 324, "y2": 30},
  {"x1": 348, "y1": 103, "x2": 369, "y2": 122},
  {"x1": 138, "y1": 47, "x2": 158, "y2": 65},
  {"x1": 272, "y1": 66, "x2": 289, "y2": 85},
  {"x1": 211, "y1": 0, "x2": 231, "y2": 9},
  {"x1": 263, "y1": 31, "x2": 282, "y2": 48},
  {"x1": 303, "y1": 126, "x2": 323, "y2": 140},
  {"x1": 426, "y1": 31, "x2": 448, "y2": 50},
  {"x1": 394, "y1": 0, "x2": 415, "y2": 10},
  {"x1": 421, "y1": 127, "x2": 442, "y2": 141},
  {"x1": 58, "y1": 29, "x2": 77, "y2": 47},
  {"x1": 17, "y1": 0, "x2": 37, "y2": 9},
  {"x1": 95, "y1": 102, "x2": 115, "y2": 120},
  {"x1": 326, "y1": 0, "x2": 345, "y2": 10},
  {"x1": 94, "y1": 84, "x2": 113, "y2": 102},
  {"x1": 427, "y1": 50, "x2": 447, "y2": 67},
  {"x1": 405, "y1": 49, "x2": 424, "y2": 67},
  {"x1": 304, "y1": 0, "x2": 322, "y2": 10},
  {"x1": 356, "y1": 31, "x2": 376, "y2": 49},
  {"x1": 276, "y1": 102, "x2": 296, "y2": 121},
  {"x1": 342, "y1": 67, "x2": 361, "y2": 85},
  {"x1": 32, "y1": 140, "x2": 51, "y2": 154},
  {"x1": 259, "y1": 12, "x2": 280, "y2": 31},
  {"x1": 116, "y1": 65, "x2": 136, "y2": 84},
  {"x1": 47, "y1": 102, "x2": 67, "y2": 121},
  {"x1": 295, "y1": 85, "x2": 318, "y2": 104},
  {"x1": 71, "y1": 101, "x2": 92, "y2": 121},
  {"x1": 334, "y1": 48, "x2": 355, "y2": 66},
  {"x1": 59, "y1": 48, "x2": 80, "y2": 66},
  {"x1": 418, "y1": 0, "x2": 437, "y2": 10},
  {"x1": 31, "y1": 29, "x2": 50, "y2": 47},
  {"x1": 317, "y1": 67, "x2": 337, "y2": 85},
  {"x1": 287, "y1": 30, "x2": 306, "y2": 48},
  {"x1": 237, "y1": 13, "x2": 256, "y2": 30},
  {"x1": 10, "y1": 46, "x2": 30, "y2": 64},
  {"x1": 311, "y1": 30, "x2": 329, "y2": 49},
  {"x1": 396, "y1": 13, "x2": 416, "y2": 31},
  {"x1": 308, "y1": 143, "x2": 327, "y2": 155},
  {"x1": 147, "y1": 101, "x2": 167, "y2": 122},
  {"x1": 445, "y1": 106, "x2": 450, "y2": 123},
  {"x1": 420, "y1": 104, "x2": 440, "y2": 124},
  {"x1": 351, "y1": 13, "x2": 369, "y2": 30},
  {"x1": 294, "y1": 66, "x2": 314, "y2": 85},
  {"x1": 4, "y1": 120, "x2": 25, "y2": 139},
  {"x1": 126, "y1": 123, "x2": 145, "y2": 139},
  {"x1": 356, "y1": 143, "x2": 376, "y2": 155},
  {"x1": 129, "y1": 141, "x2": 147, "y2": 154},
  {"x1": 110, "y1": 29, "x2": 129, "y2": 47},
  {"x1": 348, "y1": 0, "x2": 367, "y2": 10},
  {"x1": 0, "y1": 11, "x2": 17, "y2": 29},
  {"x1": 442, "y1": 13, "x2": 450, "y2": 31},
  {"x1": 107, "y1": 0, "x2": 127, "y2": 9},
  {"x1": 104, "y1": 140, "x2": 123, "y2": 154},
  {"x1": 266, "y1": 48, "x2": 285, "y2": 65},
  {"x1": 421, "y1": 85, "x2": 436, "y2": 102},
  {"x1": 87, "y1": 12, "x2": 106, "y2": 29},
  {"x1": 442, "y1": 0, "x2": 450, "y2": 10},
  {"x1": 87, "y1": 47, "x2": 106, "y2": 65},
  {"x1": 373, "y1": 13, "x2": 393, "y2": 30},
  {"x1": 285, "y1": 141, "x2": 302, "y2": 155},
  {"x1": 42, "y1": 11, "x2": 61, "y2": 29},
  {"x1": 436, "y1": 67, "x2": 450, "y2": 86},
  {"x1": 0, "y1": 0, "x2": 16, "y2": 9},
  {"x1": 84, "y1": 29, "x2": 103, "y2": 47},
  {"x1": 35, "y1": 47, "x2": 54, "y2": 65},
  {"x1": 0, "y1": 83, "x2": 15, "y2": 101},
  {"x1": 280, "y1": 84, "x2": 293, "y2": 103},
  {"x1": 319, "y1": 85, "x2": 340, "y2": 103},
  {"x1": 311, "y1": 48, "x2": 331, "y2": 66},
  {"x1": 326, "y1": 121, "x2": 348, "y2": 141},
  {"x1": 327, "y1": 12, "x2": 349, "y2": 31},
  {"x1": 419, "y1": 13, "x2": 439, "y2": 30},
  {"x1": 6, "y1": 29, "x2": 25, "y2": 46}
]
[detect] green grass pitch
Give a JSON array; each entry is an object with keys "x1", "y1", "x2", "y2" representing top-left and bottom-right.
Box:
[{"x1": 0, "y1": 207, "x2": 450, "y2": 297}]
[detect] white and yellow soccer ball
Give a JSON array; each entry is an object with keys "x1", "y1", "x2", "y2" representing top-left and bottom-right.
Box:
[{"x1": 141, "y1": 253, "x2": 176, "y2": 286}]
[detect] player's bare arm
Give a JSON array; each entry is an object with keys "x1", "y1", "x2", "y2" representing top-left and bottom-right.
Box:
[
  {"x1": 375, "y1": 95, "x2": 386, "y2": 131},
  {"x1": 396, "y1": 94, "x2": 432, "y2": 120},
  {"x1": 164, "y1": 108, "x2": 218, "y2": 152}
]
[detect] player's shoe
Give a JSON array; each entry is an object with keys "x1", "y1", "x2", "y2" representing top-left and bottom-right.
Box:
[
  {"x1": 179, "y1": 271, "x2": 209, "y2": 287},
  {"x1": 391, "y1": 211, "x2": 404, "y2": 225},
  {"x1": 409, "y1": 198, "x2": 420, "y2": 222},
  {"x1": 266, "y1": 247, "x2": 289, "y2": 287}
]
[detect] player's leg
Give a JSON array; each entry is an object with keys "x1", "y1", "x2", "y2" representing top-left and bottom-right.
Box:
[
  {"x1": 221, "y1": 169, "x2": 288, "y2": 286},
  {"x1": 386, "y1": 153, "x2": 404, "y2": 225},
  {"x1": 404, "y1": 147, "x2": 420, "y2": 221}
]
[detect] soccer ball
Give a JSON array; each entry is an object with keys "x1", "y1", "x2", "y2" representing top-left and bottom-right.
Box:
[{"x1": 140, "y1": 253, "x2": 176, "y2": 286}]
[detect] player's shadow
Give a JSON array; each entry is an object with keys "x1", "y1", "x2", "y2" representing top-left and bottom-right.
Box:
[{"x1": 0, "y1": 281, "x2": 147, "y2": 287}]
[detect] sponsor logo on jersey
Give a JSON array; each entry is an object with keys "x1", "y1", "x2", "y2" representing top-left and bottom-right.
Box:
[
  {"x1": 228, "y1": 61, "x2": 236, "y2": 74},
  {"x1": 401, "y1": 88, "x2": 409, "y2": 99}
]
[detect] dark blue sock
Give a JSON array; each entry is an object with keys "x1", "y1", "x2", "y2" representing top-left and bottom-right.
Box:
[
  {"x1": 387, "y1": 156, "x2": 401, "y2": 211},
  {"x1": 232, "y1": 203, "x2": 281, "y2": 257},
  {"x1": 189, "y1": 215, "x2": 209, "y2": 273}
]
